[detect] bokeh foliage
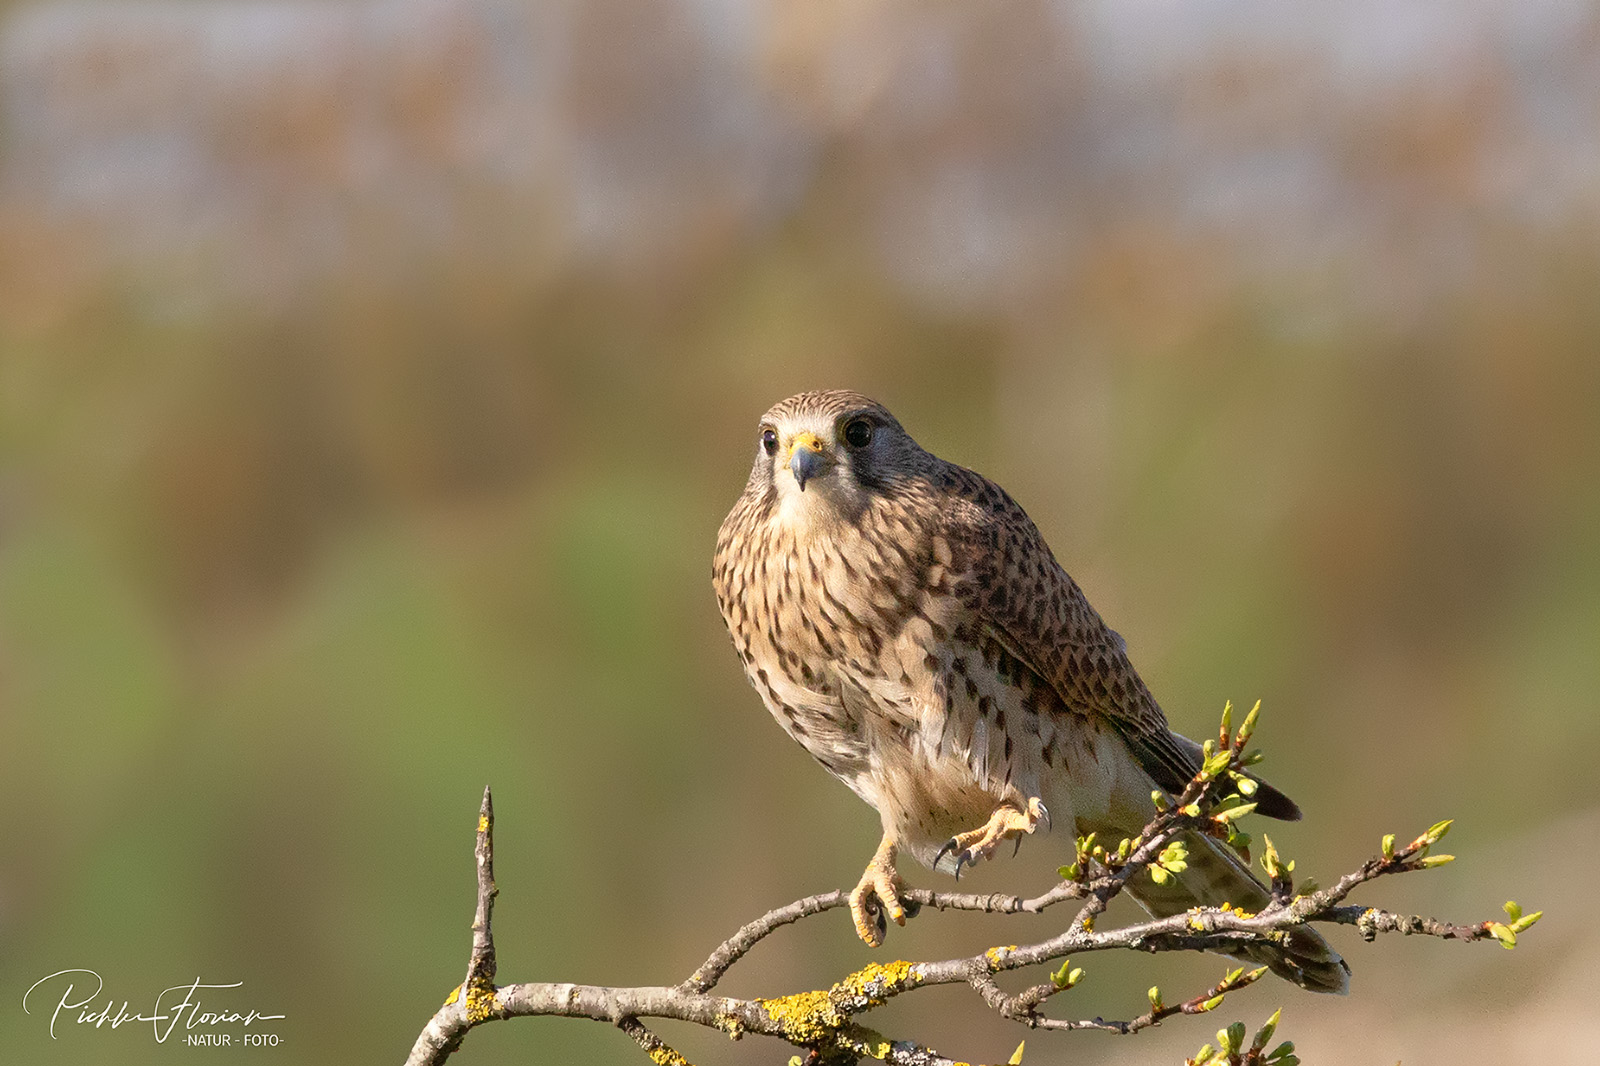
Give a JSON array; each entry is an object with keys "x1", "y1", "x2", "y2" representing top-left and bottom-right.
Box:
[{"x1": 1, "y1": 2, "x2": 1596, "y2": 1063}]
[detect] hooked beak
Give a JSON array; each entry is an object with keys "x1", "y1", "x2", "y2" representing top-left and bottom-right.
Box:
[{"x1": 788, "y1": 431, "x2": 826, "y2": 491}]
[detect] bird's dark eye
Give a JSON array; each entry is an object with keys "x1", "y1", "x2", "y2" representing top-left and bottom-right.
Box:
[
  {"x1": 842, "y1": 419, "x2": 873, "y2": 448},
  {"x1": 761, "y1": 428, "x2": 778, "y2": 456}
]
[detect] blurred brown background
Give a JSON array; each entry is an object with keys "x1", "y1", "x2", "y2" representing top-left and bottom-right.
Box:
[{"x1": 1, "y1": 1, "x2": 1597, "y2": 1063}]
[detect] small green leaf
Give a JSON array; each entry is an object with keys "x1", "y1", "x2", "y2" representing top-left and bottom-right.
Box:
[
  {"x1": 1510, "y1": 910, "x2": 1543, "y2": 933},
  {"x1": 1201, "y1": 994, "x2": 1225, "y2": 1011},
  {"x1": 1194, "y1": 1044, "x2": 1214, "y2": 1063},
  {"x1": 1067, "y1": 967, "x2": 1084, "y2": 987},
  {"x1": 1214, "y1": 803, "x2": 1258, "y2": 824},
  {"x1": 1425, "y1": 819, "x2": 1453, "y2": 844},
  {"x1": 1488, "y1": 923, "x2": 1517, "y2": 949},
  {"x1": 1051, "y1": 959, "x2": 1073, "y2": 988},
  {"x1": 1149, "y1": 866, "x2": 1171, "y2": 885},
  {"x1": 1266, "y1": 1041, "x2": 1296, "y2": 1061},
  {"x1": 1503, "y1": 900, "x2": 1522, "y2": 923},
  {"x1": 1058, "y1": 863, "x2": 1080, "y2": 880}
]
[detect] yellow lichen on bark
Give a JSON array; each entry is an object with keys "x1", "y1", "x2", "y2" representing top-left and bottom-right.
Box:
[
  {"x1": 755, "y1": 959, "x2": 920, "y2": 1044},
  {"x1": 463, "y1": 983, "x2": 499, "y2": 1024}
]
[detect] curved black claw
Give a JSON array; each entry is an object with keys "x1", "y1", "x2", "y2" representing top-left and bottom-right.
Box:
[
  {"x1": 1012, "y1": 835, "x2": 1023, "y2": 858},
  {"x1": 935, "y1": 837, "x2": 960, "y2": 873},
  {"x1": 1038, "y1": 801, "x2": 1053, "y2": 833}
]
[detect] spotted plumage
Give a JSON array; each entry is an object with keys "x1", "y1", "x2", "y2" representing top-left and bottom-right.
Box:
[{"x1": 713, "y1": 390, "x2": 1348, "y2": 992}]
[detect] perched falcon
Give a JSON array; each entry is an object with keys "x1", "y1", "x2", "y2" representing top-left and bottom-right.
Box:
[{"x1": 713, "y1": 390, "x2": 1348, "y2": 993}]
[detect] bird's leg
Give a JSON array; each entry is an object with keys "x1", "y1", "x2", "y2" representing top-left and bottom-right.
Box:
[
  {"x1": 849, "y1": 835, "x2": 908, "y2": 948},
  {"x1": 935, "y1": 797, "x2": 1050, "y2": 879}
]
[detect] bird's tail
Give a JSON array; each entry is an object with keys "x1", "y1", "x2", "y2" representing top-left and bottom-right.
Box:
[{"x1": 1122, "y1": 830, "x2": 1350, "y2": 994}]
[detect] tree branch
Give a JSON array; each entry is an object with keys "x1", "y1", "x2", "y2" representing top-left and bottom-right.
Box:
[{"x1": 403, "y1": 706, "x2": 1540, "y2": 1066}]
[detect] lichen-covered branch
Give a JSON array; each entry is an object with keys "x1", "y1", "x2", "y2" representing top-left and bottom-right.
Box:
[{"x1": 402, "y1": 705, "x2": 1540, "y2": 1066}]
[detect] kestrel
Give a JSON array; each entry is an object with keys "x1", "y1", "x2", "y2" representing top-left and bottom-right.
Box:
[{"x1": 713, "y1": 390, "x2": 1348, "y2": 993}]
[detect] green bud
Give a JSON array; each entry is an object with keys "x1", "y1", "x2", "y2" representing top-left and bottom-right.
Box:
[
  {"x1": 1241, "y1": 749, "x2": 1265, "y2": 766},
  {"x1": 1219, "y1": 702, "x2": 1233, "y2": 742},
  {"x1": 1008, "y1": 1040, "x2": 1026, "y2": 1065},
  {"x1": 1201, "y1": 994, "x2": 1225, "y2": 1011},
  {"x1": 1381, "y1": 833, "x2": 1395, "y2": 859},
  {"x1": 1223, "y1": 967, "x2": 1244, "y2": 986},
  {"x1": 1148, "y1": 985, "x2": 1162, "y2": 1008},
  {"x1": 1238, "y1": 700, "x2": 1261, "y2": 745},
  {"x1": 1058, "y1": 863, "x2": 1079, "y2": 880},
  {"x1": 1418, "y1": 854, "x2": 1455, "y2": 867},
  {"x1": 1194, "y1": 1044, "x2": 1214, "y2": 1063},
  {"x1": 1488, "y1": 923, "x2": 1517, "y2": 949},
  {"x1": 1152, "y1": 790, "x2": 1171, "y2": 811},
  {"x1": 1203, "y1": 738, "x2": 1216, "y2": 759},
  {"x1": 1231, "y1": 774, "x2": 1259, "y2": 797},
  {"x1": 1149, "y1": 866, "x2": 1171, "y2": 885},
  {"x1": 1425, "y1": 819, "x2": 1453, "y2": 843},
  {"x1": 1261, "y1": 837, "x2": 1283, "y2": 880},
  {"x1": 1051, "y1": 960, "x2": 1072, "y2": 988},
  {"x1": 1067, "y1": 967, "x2": 1084, "y2": 987},
  {"x1": 1503, "y1": 900, "x2": 1522, "y2": 922},
  {"x1": 1252, "y1": 1008, "x2": 1281, "y2": 1051}
]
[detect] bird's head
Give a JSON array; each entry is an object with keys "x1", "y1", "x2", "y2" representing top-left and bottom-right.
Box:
[{"x1": 745, "y1": 390, "x2": 929, "y2": 529}]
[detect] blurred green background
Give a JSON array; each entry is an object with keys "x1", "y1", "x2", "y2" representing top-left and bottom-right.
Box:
[{"x1": 1, "y1": 1, "x2": 1597, "y2": 1063}]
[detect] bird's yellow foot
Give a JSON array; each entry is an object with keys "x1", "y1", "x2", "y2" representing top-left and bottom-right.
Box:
[
  {"x1": 850, "y1": 836, "x2": 908, "y2": 947},
  {"x1": 935, "y1": 798, "x2": 1051, "y2": 879}
]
